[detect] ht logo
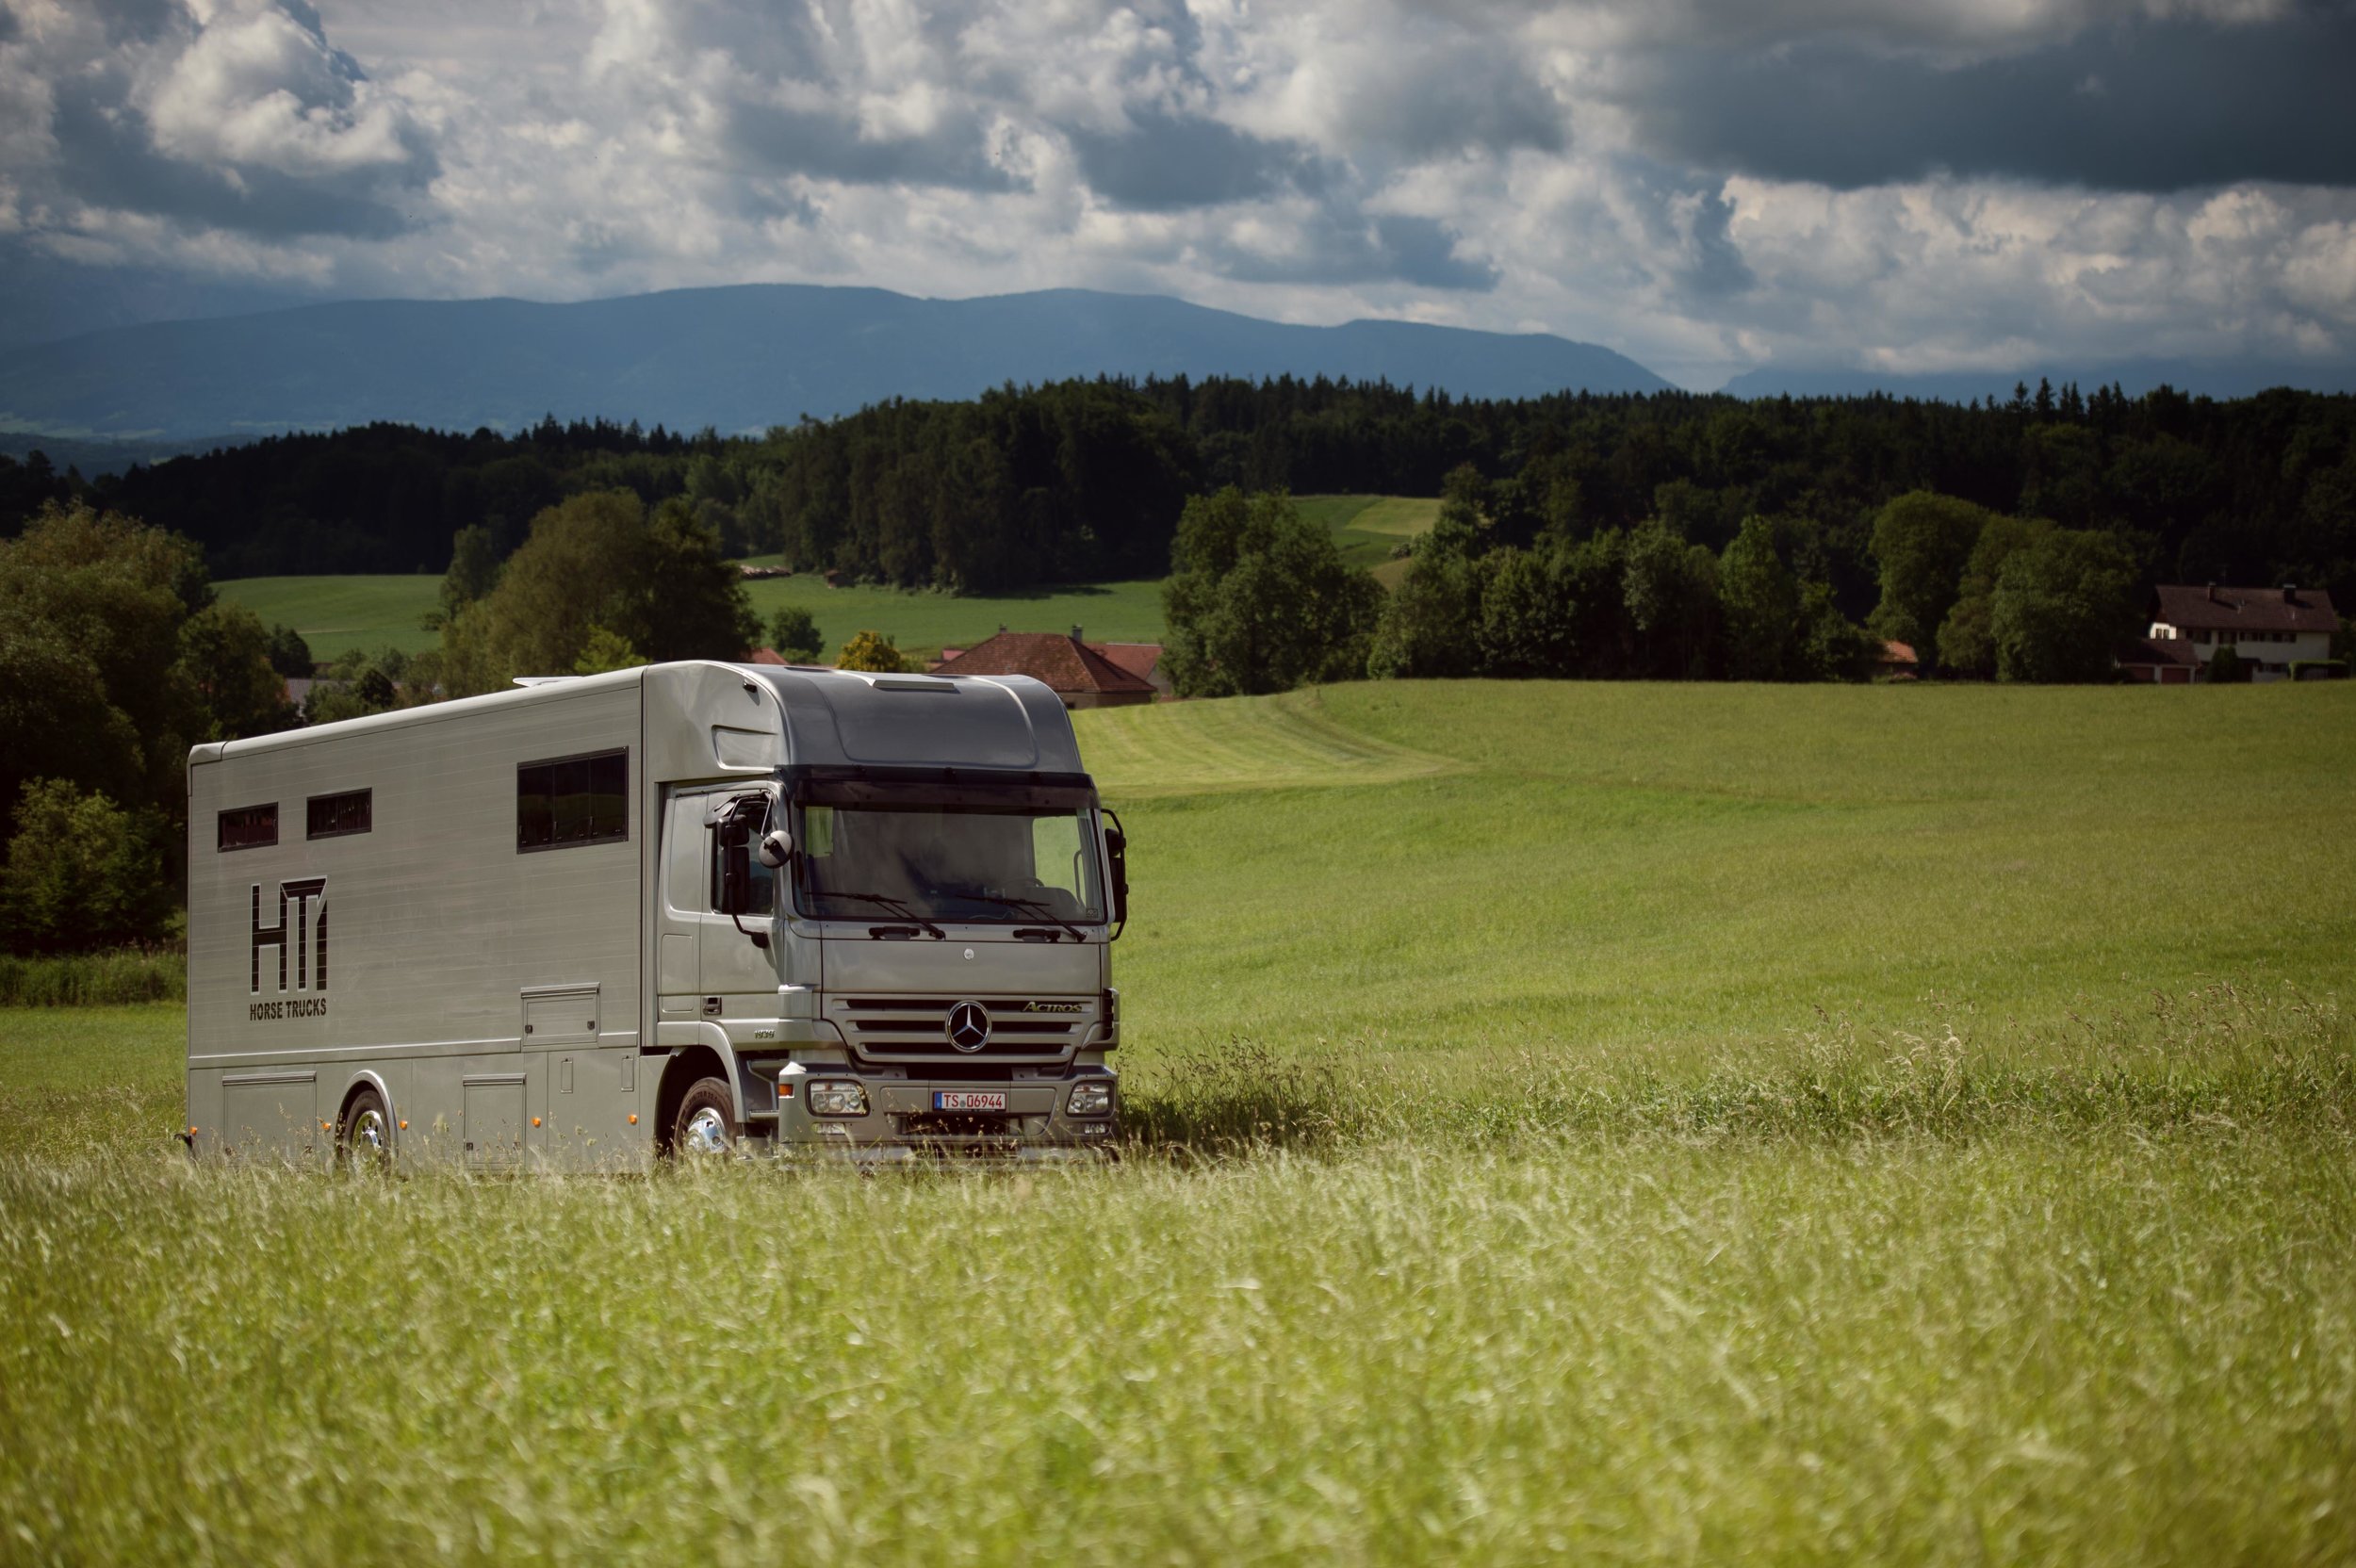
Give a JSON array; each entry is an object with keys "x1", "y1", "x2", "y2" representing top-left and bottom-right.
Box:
[{"x1": 252, "y1": 878, "x2": 327, "y2": 994}]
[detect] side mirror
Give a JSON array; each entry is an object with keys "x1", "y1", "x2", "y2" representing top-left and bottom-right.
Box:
[
  {"x1": 717, "y1": 815, "x2": 753, "y2": 915},
  {"x1": 757, "y1": 828, "x2": 794, "y2": 869},
  {"x1": 1104, "y1": 817, "x2": 1129, "y2": 936}
]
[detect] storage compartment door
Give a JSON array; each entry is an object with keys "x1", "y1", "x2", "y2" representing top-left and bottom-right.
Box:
[{"x1": 463, "y1": 1074, "x2": 526, "y2": 1171}]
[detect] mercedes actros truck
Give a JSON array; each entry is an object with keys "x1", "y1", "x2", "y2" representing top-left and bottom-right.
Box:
[{"x1": 185, "y1": 661, "x2": 1127, "y2": 1169}]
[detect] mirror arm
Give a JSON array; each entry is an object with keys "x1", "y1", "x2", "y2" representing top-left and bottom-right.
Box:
[{"x1": 730, "y1": 910, "x2": 770, "y2": 951}]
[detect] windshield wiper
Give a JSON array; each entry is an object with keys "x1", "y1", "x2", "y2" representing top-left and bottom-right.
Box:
[
  {"x1": 955, "y1": 891, "x2": 1090, "y2": 943},
  {"x1": 816, "y1": 890, "x2": 945, "y2": 939}
]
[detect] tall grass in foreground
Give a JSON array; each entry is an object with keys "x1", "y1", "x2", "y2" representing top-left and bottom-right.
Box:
[
  {"x1": 1123, "y1": 981, "x2": 2356, "y2": 1156},
  {"x1": 2, "y1": 988, "x2": 2353, "y2": 1562},
  {"x1": 0, "y1": 947, "x2": 185, "y2": 1006},
  {"x1": 4, "y1": 1126, "x2": 2351, "y2": 1564}
]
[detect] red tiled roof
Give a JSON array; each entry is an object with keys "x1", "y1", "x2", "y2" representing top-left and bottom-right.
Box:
[
  {"x1": 2151, "y1": 584, "x2": 2339, "y2": 634},
  {"x1": 743, "y1": 647, "x2": 791, "y2": 665},
  {"x1": 931, "y1": 631, "x2": 1155, "y2": 695},
  {"x1": 1094, "y1": 642, "x2": 1164, "y2": 682},
  {"x1": 1879, "y1": 641, "x2": 1918, "y2": 665}
]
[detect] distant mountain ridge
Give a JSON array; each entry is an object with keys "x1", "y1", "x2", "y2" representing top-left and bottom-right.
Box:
[{"x1": 0, "y1": 285, "x2": 1676, "y2": 440}]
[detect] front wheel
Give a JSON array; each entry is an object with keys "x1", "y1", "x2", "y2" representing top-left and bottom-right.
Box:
[
  {"x1": 338, "y1": 1086, "x2": 393, "y2": 1172},
  {"x1": 673, "y1": 1077, "x2": 737, "y2": 1157}
]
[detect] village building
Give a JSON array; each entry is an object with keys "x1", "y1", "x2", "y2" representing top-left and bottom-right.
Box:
[
  {"x1": 2119, "y1": 583, "x2": 2342, "y2": 684},
  {"x1": 928, "y1": 629, "x2": 1160, "y2": 709},
  {"x1": 1092, "y1": 642, "x2": 1174, "y2": 700}
]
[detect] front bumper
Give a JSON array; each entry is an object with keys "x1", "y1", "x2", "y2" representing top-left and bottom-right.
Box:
[{"x1": 773, "y1": 1069, "x2": 1119, "y2": 1155}]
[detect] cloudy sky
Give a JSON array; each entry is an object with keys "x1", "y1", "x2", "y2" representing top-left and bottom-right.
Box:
[{"x1": 2, "y1": 0, "x2": 2352, "y2": 387}]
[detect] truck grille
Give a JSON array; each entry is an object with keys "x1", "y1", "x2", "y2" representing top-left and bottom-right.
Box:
[{"x1": 836, "y1": 996, "x2": 1088, "y2": 1063}]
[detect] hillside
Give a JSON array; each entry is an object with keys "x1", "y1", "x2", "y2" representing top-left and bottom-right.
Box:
[{"x1": 0, "y1": 285, "x2": 1675, "y2": 440}]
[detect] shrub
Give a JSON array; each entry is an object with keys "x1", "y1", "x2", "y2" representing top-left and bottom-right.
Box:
[
  {"x1": 836, "y1": 629, "x2": 908, "y2": 673},
  {"x1": 768, "y1": 606, "x2": 824, "y2": 662},
  {"x1": 0, "y1": 780, "x2": 175, "y2": 956}
]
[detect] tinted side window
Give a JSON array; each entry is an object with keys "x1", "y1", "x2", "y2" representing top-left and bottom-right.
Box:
[
  {"x1": 710, "y1": 828, "x2": 776, "y2": 915},
  {"x1": 517, "y1": 750, "x2": 629, "y2": 852},
  {"x1": 306, "y1": 790, "x2": 371, "y2": 840},
  {"x1": 219, "y1": 804, "x2": 277, "y2": 851}
]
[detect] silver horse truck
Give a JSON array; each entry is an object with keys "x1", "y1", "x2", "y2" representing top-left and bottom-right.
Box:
[{"x1": 185, "y1": 662, "x2": 1128, "y2": 1169}]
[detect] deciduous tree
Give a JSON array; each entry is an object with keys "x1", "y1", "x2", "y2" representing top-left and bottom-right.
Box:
[
  {"x1": 1991, "y1": 529, "x2": 2140, "y2": 683},
  {"x1": 1165, "y1": 488, "x2": 1382, "y2": 696}
]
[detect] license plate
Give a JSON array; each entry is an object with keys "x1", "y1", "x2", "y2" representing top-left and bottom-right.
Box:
[{"x1": 934, "y1": 1091, "x2": 1006, "y2": 1112}]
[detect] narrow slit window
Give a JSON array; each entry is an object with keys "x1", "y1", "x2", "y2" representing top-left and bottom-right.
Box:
[
  {"x1": 218, "y1": 803, "x2": 277, "y2": 852},
  {"x1": 517, "y1": 750, "x2": 629, "y2": 852},
  {"x1": 306, "y1": 790, "x2": 372, "y2": 840}
]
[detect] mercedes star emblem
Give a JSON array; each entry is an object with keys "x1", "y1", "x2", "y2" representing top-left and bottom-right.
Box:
[{"x1": 945, "y1": 1001, "x2": 992, "y2": 1053}]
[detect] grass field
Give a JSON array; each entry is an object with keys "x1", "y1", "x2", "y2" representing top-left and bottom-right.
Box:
[
  {"x1": 217, "y1": 493, "x2": 1429, "y2": 664},
  {"x1": 214, "y1": 574, "x2": 442, "y2": 660},
  {"x1": 1293, "y1": 493, "x2": 1440, "y2": 587},
  {"x1": 5, "y1": 680, "x2": 2354, "y2": 1562},
  {"x1": 216, "y1": 573, "x2": 1167, "y2": 663}
]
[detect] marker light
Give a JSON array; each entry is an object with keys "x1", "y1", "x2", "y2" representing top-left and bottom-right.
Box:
[
  {"x1": 628, "y1": 1113, "x2": 638, "y2": 1124},
  {"x1": 399, "y1": 1120, "x2": 408, "y2": 1130},
  {"x1": 808, "y1": 1081, "x2": 869, "y2": 1118},
  {"x1": 532, "y1": 1118, "x2": 542, "y2": 1127},
  {"x1": 1068, "y1": 1082, "x2": 1113, "y2": 1118}
]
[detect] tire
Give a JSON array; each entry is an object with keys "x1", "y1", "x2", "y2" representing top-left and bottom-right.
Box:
[
  {"x1": 338, "y1": 1086, "x2": 393, "y2": 1172},
  {"x1": 672, "y1": 1076, "x2": 737, "y2": 1157}
]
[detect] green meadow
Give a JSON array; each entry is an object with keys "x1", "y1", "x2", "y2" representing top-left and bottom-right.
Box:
[
  {"x1": 217, "y1": 493, "x2": 1432, "y2": 663},
  {"x1": 5, "y1": 681, "x2": 2354, "y2": 1563},
  {"x1": 214, "y1": 572, "x2": 442, "y2": 661},
  {"x1": 1292, "y1": 492, "x2": 1440, "y2": 586},
  {"x1": 217, "y1": 572, "x2": 1167, "y2": 664}
]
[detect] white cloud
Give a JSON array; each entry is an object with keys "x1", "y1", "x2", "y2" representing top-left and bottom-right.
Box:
[{"x1": 140, "y1": 0, "x2": 422, "y2": 176}]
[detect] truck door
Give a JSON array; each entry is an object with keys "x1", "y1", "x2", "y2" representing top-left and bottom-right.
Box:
[{"x1": 695, "y1": 791, "x2": 782, "y2": 1019}]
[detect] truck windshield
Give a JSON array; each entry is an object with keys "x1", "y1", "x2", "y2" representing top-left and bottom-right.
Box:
[{"x1": 794, "y1": 802, "x2": 1105, "y2": 925}]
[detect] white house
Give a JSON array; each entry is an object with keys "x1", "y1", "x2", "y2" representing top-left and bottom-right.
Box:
[{"x1": 2121, "y1": 583, "x2": 2340, "y2": 684}]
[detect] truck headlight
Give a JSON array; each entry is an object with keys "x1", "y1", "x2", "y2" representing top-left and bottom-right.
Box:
[
  {"x1": 808, "y1": 1081, "x2": 868, "y2": 1118},
  {"x1": 1068, "y1": 1081, "x2": 1113, "y2": 1118}
]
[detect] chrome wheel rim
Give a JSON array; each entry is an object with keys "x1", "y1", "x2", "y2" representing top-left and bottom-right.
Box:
[
  {"x1": 350, "y1": 1105, "x2": 389, "y2": 1166},
  {"x1": 681, "y1": 1106, "x2": 730, "y2": 1155}
]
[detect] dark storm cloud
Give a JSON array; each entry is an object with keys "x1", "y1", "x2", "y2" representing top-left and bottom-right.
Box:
[
  {"x1": 49, "y1": 85, "x2": 422, "y2": 240},
  {"x1": 1679, "y1": 188, "x2": 1754, "y2": 297},
  {"x1": 1069, "y1": 112, "x2": 1322, "y2": 211},
  {"x1": 1335, "y1": 35, "x2": 1566, "y2": 162},
  {"x1": 1215, "y1": 210, "x2": 1498, "y2": 291},
  {"x1": 723, "y1": 101, "x2": 1021, "y2": 192},
  {"x1": 1629, "y1": 8, "x2": 2356, "y2": 191}
]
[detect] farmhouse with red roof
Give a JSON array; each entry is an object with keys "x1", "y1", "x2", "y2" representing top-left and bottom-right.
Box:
[{"x1": 929, "y1": 630, "x2": 1159, "y2": 709}]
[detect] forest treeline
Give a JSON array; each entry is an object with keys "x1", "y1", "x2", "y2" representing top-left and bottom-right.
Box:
[{"x1": 4, "y1": 376, "x2": 2354, "y2": 616}]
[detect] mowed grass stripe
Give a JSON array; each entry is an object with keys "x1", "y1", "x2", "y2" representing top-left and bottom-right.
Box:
[{"x1": 1077, "y1": 688, "x2": 1463, "y2": 797}]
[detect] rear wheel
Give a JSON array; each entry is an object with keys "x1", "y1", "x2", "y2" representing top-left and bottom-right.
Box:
[
  {"x1": 673, "y1": 1077, "x2": 736, "y2": 1157},
  {"x1": 338, "y1": 1086, "x2": 392, "y2": 1172}
]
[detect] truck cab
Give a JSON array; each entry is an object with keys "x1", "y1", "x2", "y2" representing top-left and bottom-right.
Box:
[{"x1": 652, "y1": 665, "x2": 1127, "y2": 1162}]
